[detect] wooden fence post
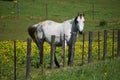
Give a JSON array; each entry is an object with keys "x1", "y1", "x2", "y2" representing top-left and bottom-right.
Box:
[
  {"x1": 88, "y1": 31, "x2": 92, "y2": 63},
  {"x1": 39, "y1": 39, "x2": 44, "y2": 65},
  {"x1": 118, "y1": 29, "x2": 120, "y2": 57},
  {"x1": 92, "y1": 2, "x2": 95, "y2": 20},
  {"x1": 17, "y1": 0, "x2": 20, "y2": 16},
  {"x1": 82, "y1": 33, "x2": 85, "y2": 65},
  {"x1": 98, "y1": 32, "x2": 100, "y2": 60},
  {"x1": 50, "y1": 35, "x2": 55, "y2": 69},
  {"x1": 103, "y1": 30, "x2": 107, "y2": 60},
  {"x1": 62, "y1": 34, "x2": 65, "y2": 67},
  {"x1": 68, "y1": 32, "x2": 76, "y2": 66},
  {"x1": 45, "y1": 0, "x2": 48, "y2": 19},
  {"x1": 26, "y1": 38, "x2": 32, "y2": 79},
  {"x1": 14, "y1": 40, "x2": 16, "y2": 80},
  {"x1": 112, "y1": 30, "x2": 115, "y2": 58}
]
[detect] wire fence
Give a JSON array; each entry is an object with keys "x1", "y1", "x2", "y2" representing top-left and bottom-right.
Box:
[{"x1": 0, "y1": 29, "x2": 120, "y2": 80}]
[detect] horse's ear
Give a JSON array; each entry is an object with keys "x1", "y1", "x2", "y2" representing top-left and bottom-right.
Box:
[{"x1": 80, "y1": 13, "x2": 83, "y2": 18}]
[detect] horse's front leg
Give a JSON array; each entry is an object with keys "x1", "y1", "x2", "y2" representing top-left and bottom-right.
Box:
[
  {"x1": 68, "y1": 45, "x2": 71, "y2": 66},
  {"x1": 68, "y1": 44, "x2": 74, "y2": 66}
]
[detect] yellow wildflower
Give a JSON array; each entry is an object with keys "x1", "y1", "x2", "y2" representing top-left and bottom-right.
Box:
[{"x1": 13, "y1": 0, "x2": 17, "y2": 4}]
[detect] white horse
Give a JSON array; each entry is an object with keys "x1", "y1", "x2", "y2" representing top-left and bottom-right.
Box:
[{"x1": 28, "y1": 13, "x2": 85, "y2": 67}]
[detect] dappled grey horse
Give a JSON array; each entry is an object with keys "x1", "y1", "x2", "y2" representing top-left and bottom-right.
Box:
[{"x1": 28, "y1": 13, "x2": 85, "y2": 67}]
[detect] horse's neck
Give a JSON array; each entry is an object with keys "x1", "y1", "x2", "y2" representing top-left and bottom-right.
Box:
[
  {"x1": 62, "y1": 19, "x2": 78, "y2": 33},
  {"x1": 72, "y1": 19, "x2": 78, "y2": 33},
  {"x1": 64, "y1": 19, "x2": 78, "y2": 45}
]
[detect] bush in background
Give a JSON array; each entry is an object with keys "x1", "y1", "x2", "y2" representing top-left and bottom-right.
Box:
[{"x1": 99, "y1": 20, "x2": 107, "y2": 26}]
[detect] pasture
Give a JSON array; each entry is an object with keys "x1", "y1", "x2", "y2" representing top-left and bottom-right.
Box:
[
  {"x1": 0, "y1": 0, "x2": 120, "y2": 40},
  {"x1": 0, "y1": 0, "x2": 120, "y2": 80}
]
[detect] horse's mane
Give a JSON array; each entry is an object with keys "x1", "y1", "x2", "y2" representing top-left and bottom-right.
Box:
[{"x1": 74, "y1": 16, "x2": 78, "y2": 25}]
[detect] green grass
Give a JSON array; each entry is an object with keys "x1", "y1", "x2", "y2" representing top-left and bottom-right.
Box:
[
  {"x1": 39, "y1": 58, "x2": 120, "y2": 80},
  {"x1": 10, "y1": 58, "x2": 120, "y2": 80},
  {"x1": 0, "y1": 39, "x2": 119, "y2": 80},
  {"x1": 0, "y1": 16, "x2": 40, "y2": 40},
  {"x1": 0, "y1": 0, "x2": 120, "y2": 40},
  {"x1": 0, "y1": 0, "x2": 120, "y2": 80},
  {"x1": 0, "y1": 0, "x2": 120, "y2": 79},
  {"x1": 0, "y1": 0, "x2": 120, "y2": 20}
]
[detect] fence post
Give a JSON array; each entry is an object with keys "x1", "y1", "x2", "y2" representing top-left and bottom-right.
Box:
[
  {"x1": 50, "y1": 35, "x2": 55, "y2": 69},
  {"x1": 14, "y1": 40, "x2": 16, "y2": 80},
  {"x1": 118, "y1": 30, "x2": 120, "y2": 57},
  {"x1": 39, "y1": 39, "x2": 44, "y2": 65},
  {"x1": 45, "y1": 0, "x2": 48, "y2": 19},
  {"x1": 112, "y1": 30, "x2": 115, "y2": 58},
  {"x1": 82, "y1": 33, "x2": 85, "y2": 65},
  {"x1": 68, "y1": 32, "x2": 76, "y2": 66},
  {"x1": 98, "y1": 31, "x2": 100, "y2": 60},
  {"x1": 17, "y1": 0, "x2": 20, "y2": 16},
  {"x1": 88, "y1": 31, "x2": 92, "y2": 63},
  {"x1": 92, "y1": 2, "x2": 95, "y2": 20},
  {"x1": 26, "y1": 38, "x2": 32, "y2": 79},
  {"x1": 103, "y1": 30, "x2": 107, "y2": 60},
  {"x1": 62, "y1": 34, "x2": 65, "y2": 67}
]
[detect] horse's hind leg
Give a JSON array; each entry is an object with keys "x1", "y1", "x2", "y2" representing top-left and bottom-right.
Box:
[
  {"x1": 37, "y1": 39, "x2": 44, "y2": 65},
  {"x1": 54, "y1": 46, "x2": 60, "y2": 67},
  {"x1": 54, "y1": 53, "x2": 60, "y2": 67}
]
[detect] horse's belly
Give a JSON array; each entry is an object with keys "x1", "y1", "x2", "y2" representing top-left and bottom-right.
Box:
[{"x1": 45, "y1": 36, "x2": 62, "y2": 47}]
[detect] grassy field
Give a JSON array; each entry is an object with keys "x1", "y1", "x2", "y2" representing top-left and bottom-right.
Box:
[
  {"x1": 0, "y1": 0, "x2": 120, "y2": 40},
  {"x1": 0, "y1": 0, "x2": 120, "y2": 80},
  {"x1": 0, "y1": 39, "x2": 119, "y2": 80},
  {"x1": 37, "y1": 58, "x2": 120, "y2": 80},
  {"x1": 1, "y1": 55, "x2": 120, "y2": 80}
]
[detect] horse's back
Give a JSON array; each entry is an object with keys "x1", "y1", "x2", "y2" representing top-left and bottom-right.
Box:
[
  {"x1": 37, "y1": 20, "x2": 62, "y2": 43},
  {"x1": 36, "y1": 20, "x2": 72, "y2": 45},
  {"x1": 41, "y1": 20, "x2": 61, "y2": 26},
  {"x1": 41, "y1": 20, "x2": 62, "y2": 34}
]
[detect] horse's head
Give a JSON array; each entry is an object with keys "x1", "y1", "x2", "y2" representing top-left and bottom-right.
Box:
[{"x1": 74, "y1": 13, "x2": 85, "y2": 34}]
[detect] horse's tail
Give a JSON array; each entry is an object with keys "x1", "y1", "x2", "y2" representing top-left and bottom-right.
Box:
[
  {"x1": 28, "y1": 25, "x2": 44, "y2": 65},
  {"x1": 28, "y1": 25, "x2": 37, "y2": 43}
]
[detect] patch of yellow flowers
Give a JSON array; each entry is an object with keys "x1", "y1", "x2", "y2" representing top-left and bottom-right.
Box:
[{"x1": 0, "y1": 38, "x2": 117, "y2": 66}]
